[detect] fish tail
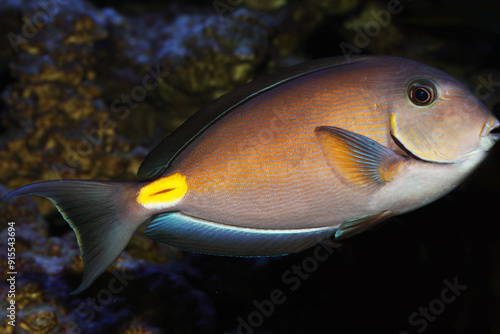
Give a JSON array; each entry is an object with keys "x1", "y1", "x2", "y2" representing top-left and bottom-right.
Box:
[{"x1": 3, "y1": 179, "x2": 147, "y2": 294}]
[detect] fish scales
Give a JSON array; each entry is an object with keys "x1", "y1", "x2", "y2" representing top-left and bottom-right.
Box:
[{"x1": 174, "y1": 63, "x2": 400, "y2": 228}]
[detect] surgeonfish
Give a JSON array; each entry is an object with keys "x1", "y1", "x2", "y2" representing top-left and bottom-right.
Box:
[{"x1": 3, "y1": 56, "x2": 499, "y2": 293}]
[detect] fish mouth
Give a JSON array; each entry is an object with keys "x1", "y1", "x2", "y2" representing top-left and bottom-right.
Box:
[
  {"x1": 479, "y1": 117, "x2": 500, "y2": 151},
  {"x1": 488, "y1": 118, "x2": 500, "y2": 141}
]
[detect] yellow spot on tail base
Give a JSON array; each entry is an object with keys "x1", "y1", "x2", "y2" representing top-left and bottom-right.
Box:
[{"x1": 137, "y1": 172, "x2": 188, "y2": 209}]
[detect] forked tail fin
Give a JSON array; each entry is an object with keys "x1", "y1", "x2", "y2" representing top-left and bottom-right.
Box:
[{"x1": 3, "y1": 179, "x2": 146, "y2": 294}]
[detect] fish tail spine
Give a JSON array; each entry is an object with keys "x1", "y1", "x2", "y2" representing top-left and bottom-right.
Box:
[{"x1": 3, "y1": 179, "x2": 148, "y2": 294}]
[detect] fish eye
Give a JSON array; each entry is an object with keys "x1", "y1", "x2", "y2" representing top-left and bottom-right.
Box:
[{"x1": 408, "y1": 80, "x2": 436, "y2": 106}]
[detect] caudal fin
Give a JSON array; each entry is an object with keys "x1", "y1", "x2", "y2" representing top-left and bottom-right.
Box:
[{"x1": 3, "y1": 179, "x2": 146, "y2": 294}]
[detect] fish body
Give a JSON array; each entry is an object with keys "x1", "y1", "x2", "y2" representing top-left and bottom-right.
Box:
[
  {"x1": 168, "y1": 58, "x2": 491, "y2": 229},
  {"x1": 3, "y1": 56, "x2": 499, "y2": 293}
]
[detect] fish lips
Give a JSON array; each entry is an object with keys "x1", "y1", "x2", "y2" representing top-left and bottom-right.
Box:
[{"x1": 480, "y1": 117, "x2": 500, "y2": 151}]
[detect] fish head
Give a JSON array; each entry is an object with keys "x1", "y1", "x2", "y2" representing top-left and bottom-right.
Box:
[{"x1": 388, "y1": 61, "x2": 500, "y2": 163}]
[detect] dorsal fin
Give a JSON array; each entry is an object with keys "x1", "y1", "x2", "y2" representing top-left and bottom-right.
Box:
[{"x1": 138, "y1": 56, "x2": 367, "y2": 179}]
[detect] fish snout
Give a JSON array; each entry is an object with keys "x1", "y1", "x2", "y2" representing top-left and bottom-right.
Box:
[{"x1": 480, "y1": 117, "x2": 500, "y2": 150}]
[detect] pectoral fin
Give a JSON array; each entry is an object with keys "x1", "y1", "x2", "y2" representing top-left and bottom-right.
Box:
[
  {"x1": 335, "y1": 211, "x2": 392, "y2": 240},
  {"x1": 315, "y1": 126, "x2": 406, "y2": 189}
]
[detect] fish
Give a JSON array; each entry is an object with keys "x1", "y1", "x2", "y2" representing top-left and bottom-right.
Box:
[{"x1": 3, "y1": 55, "x2": 499, "y2": 293}]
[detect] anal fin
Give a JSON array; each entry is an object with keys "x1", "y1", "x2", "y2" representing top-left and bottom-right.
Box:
[{"x1": 144, "y1": 213, "x2": 338, "y2": 257}]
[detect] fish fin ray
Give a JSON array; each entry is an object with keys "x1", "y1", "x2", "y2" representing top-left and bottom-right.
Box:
[
  {"x1": 335, "y1": 211, "x2": 392, "y2": 240},
  {"x1": 138, "y1": 56, "x2": 369, "y2": 179},
  {"x1": 315, "y1": 126, "x2": 406, "y2": 189},
  {"x1": 144, "y1": 212, "x2": 338, "y2": 256},
  {"x1": 3, "y1": 180, "x2": 145, "y2": 294}
]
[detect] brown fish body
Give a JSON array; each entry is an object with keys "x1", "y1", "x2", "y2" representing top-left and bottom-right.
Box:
[
  {"x1": 174, "y1": 70, "x2": 375, "y2": 228},
  {"x1": 4, "y1": 56, "x2": 499, "y2": 293},
  {"x1": 169, "y1": 57, "x2": 493, "y2": 229}
]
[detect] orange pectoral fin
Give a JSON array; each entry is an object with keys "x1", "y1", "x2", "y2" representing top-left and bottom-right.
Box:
[{"x1": 315, "y1": 126, "x2": 406, "y2": 189}]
